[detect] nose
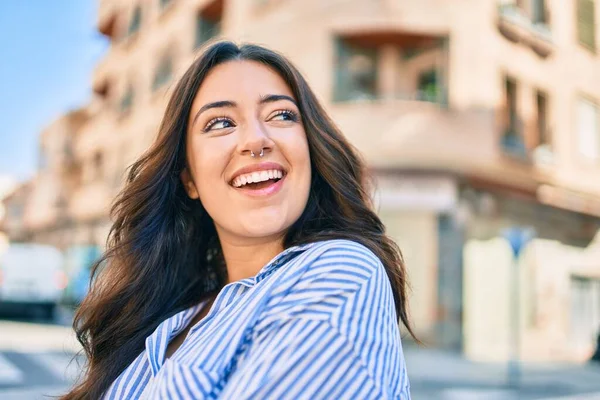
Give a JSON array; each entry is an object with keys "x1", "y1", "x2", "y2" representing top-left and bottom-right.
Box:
[{"x1": 237, "y1": 119, "x2": 274, "y2": 158}]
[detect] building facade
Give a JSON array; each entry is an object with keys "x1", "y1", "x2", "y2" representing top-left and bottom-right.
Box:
[{"x1": 3, "y1": 0, "x2": 600, "y2": 362}]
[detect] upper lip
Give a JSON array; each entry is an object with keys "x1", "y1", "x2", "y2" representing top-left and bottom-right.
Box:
[{"x1": 229, "y1": 162, "x2": 287, "y2": 184}]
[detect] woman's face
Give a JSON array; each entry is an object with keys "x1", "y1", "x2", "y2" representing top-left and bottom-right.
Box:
[{"x1": 182, "y1": 60, "x2": 311, "y2": 243}]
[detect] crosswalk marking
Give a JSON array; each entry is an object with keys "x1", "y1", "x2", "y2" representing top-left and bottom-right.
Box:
[
  {"x1": 0, "y1": 385, "x2": 69, "y2": 400},
  {"x1": 0, "y1": 351, "x2": 81, "y2": 391},
  {"x1": 25, "y1": 352, "x2": 83, "y2": 383},
  {"x1": 540, "y1": 394, "x2": 600, "y2": 400},
  {"x1": 441, "y1": 388, "x2": 517, "y2": 399},
  {"x1": 0, "y1": 353, "x2": 23, "y2": 385}
]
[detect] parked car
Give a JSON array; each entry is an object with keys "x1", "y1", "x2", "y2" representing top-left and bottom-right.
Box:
[{"x1": 0, "y1": 243, "x2": 67, "y2": 320}]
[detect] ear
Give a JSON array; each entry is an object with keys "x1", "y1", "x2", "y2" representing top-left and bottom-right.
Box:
[{"x1": 180, "y1": 168, "x2": 200, "y2": 200}]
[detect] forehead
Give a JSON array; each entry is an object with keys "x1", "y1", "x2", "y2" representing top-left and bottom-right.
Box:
[{"x1": 192, "y1": 60, "x2": 294, "y2": 107}]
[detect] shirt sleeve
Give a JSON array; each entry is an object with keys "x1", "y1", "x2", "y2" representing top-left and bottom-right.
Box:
[{"x1": 218, "y1": 240, "x2": 411, "y2": 400}]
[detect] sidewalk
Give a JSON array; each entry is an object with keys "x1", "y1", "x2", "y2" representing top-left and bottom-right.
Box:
[{"x1": 404, "y1": 345, "x2": 600, "y2": 399}]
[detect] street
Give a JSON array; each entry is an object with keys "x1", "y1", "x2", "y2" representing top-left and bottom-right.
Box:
[
  {"x1": 406, "y1": 344, "x2": 600, "y2": 399},
  {"x1": 1, "y1": 309, "x2": 600, "y2": 399},
  {"x1": 0, "y1": 306, "x2": 81, "y2": 400}
]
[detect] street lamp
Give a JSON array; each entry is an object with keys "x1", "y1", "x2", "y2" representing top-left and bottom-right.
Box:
[{"x1": 501, "y1": 226, "x2": 535, "y2": 388}]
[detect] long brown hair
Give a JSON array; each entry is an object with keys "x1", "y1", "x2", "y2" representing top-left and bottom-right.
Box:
[{"x1": 62, "y1": 41, "x2": 415, "y2": 399}]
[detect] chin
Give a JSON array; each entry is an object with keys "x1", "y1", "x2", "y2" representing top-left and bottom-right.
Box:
[
  {"x1": 240, "y1": 219, "x2": 290, "y2": 238},
  {"x1": 235, "y1": 205, "x2": 297, "y2": 236}
]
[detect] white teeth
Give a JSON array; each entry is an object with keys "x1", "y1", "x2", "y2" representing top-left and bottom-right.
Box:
[{"x1": 231, "y1": 169, "x2": 285, "y2": 188}]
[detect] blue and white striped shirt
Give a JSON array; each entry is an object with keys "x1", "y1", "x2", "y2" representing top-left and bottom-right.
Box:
[{"x1": 102, "y1": 239, "x2": 411, "y2": 399}]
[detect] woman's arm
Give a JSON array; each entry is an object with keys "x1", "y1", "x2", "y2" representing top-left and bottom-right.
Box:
[{"x1": 219, "y1": 240, "x2": 411, "y2": 400}]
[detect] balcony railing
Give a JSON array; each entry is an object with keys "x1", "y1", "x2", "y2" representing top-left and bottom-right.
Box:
[
  {"x1": 397, "y1": 88, "x2": 447, "y2": 106},
  {"x1": 499, "y1": 4, "x2": 552, "y2": 41},
  {"x1": 500, "y1": 129, "x2": 554, "y2": 164},
  {"x1": 498, "y1": 4, "x2": 553, "y2": 57},
  {"x1": 499, "y1": 4, "x2": 532, "y2": 30},
  {"x1": 501, "y1": 131, "x2": 529, "y2": 160},
  {"x1": 334, "y1": 84, "x2": 448, "y2": 106},
  {"x1": 532, "y1": 143, "x2": 555, "y2": 166}
]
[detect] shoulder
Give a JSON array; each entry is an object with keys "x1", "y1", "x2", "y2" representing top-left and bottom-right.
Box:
[
  {"x1": 296, "y1": 238, "x2": 385, "y2": 279},
  {"x1": 271, "y1": 239, "x2": 388, "y2": 300},
  {"x1": 297, "y1": 239, "x2": 382, "y2": 267},
  {"x1": 261, "y1": 239, "x2": 399, "y2": 345}
]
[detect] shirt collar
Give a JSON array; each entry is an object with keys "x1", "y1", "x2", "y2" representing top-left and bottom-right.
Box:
[
  {"x1": 253, "y1": 241, "x2": 319, "y2": 283},
  {"x1": 145, "y1": 302, "x2": 206, "y2": 376}
]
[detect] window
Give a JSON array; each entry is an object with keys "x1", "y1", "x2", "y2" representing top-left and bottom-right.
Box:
[
  {"x1": 577, "y1": 0, "x2": 596, "y2": 51},
  {"x1": 536, "y1": 91, "x2": 550, "y2": 146},
  {"x1": 8, "y1": 204, "x2": 24, "y2": 218},
  {"x1": 153, "y1": 56, "x2": 173, "y2": 91},
  {"x1": 576, "y1": 97, "x2": 600, "y2": 161},
  {"x1": 501, "y1": 76, "x2": 527, "y2": 157},
  {"x1": 531, "y1": 0, "x2": 547, "y2": 24},
  {"x1": 333, "y1": 39, "x2": 378, "y2": 102},
  {"x1": 119, "y1": 85, "x2": 134, "y2": 113},
  {"x1": 195, "y1": 16, "x2": 220, "y2": 48},
  {"x1": 417, "y1": 70, "x2": 439, "y2": 103},
  {"x1": 127, "y1": 6, "x2": 142, "y2": 36},
  {"x1": 93, "y1": 152, "x2": 104, "y2": 180},
  {"x1": 571, "y1": 277, "x2": 600, "y2": 350},
  {"x1": 63, "y1": 141, "x2": 74, "y2": 161},
  {"x1": 195, "y1": 1, "x2": 223, "y2": 48},
  {"x1": 533, "y1": 90, "x2": 553, "y2": 164},
  {"x1": 38, "y1": 150, "x2": 49, "y2": 171},
  {"x1": 195, "y1": 16, "x2": 220, "y2": 47},
  {"x1": 505, "y1": 77, "x2": 519, "y2": 135},
  {"x1": 511, "y1": 0, "x2": 547, "y2": 24}
]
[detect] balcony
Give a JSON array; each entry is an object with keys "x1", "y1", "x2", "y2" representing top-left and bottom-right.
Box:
[
  {"x1": 98, "y1": 0, "x2": 118, "y2": 39},
  {"x1": 333, "y1": 32, "x2": 449, "y2": 106},
  {"x1": 501, "y1": 138, "x2": 557, "y2": 167},
  {"x1": 395, "y1": 84, "x2": 447, "y2": 106},
  {"x1": 501, "y1": 130, "x2": 529, "y2": 161},
  {"x1": 330, "y1": 99, "x2": 496, "y2": 169},
  {"x1": 498, "y1": 108, "x2": 555, "y2": 166},
  {"x1": 91, "y1": 51, "x2": 113, "y2": 102},
  {"x1": 330, "y1": 98, "x2": 549, "y2": 194},
  {"x1": 497, "y1": 4, "x2": 554, "y2": 57}
]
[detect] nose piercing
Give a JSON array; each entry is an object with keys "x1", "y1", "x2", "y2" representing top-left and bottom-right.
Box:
[{"x1": 250, "y1": 149, "x2": 264, "y2": 158}]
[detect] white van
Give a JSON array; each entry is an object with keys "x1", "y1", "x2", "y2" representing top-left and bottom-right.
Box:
[{"x1": 0, "y1": 243, "x2": 67, "y2": 319}]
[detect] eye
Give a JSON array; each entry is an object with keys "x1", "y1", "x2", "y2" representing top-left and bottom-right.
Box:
[
  {"x1": 203, "y1": 117, "x2": 235, "y2": 132},
  {"x1": 270, "y1": 109, "x2": 299, "y2": 122}
]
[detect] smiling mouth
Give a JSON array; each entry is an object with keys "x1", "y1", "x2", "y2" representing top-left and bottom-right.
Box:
[
  {"x1": 230, "y1": 170, "x2": 287, "y2": 190},
  {"x1": 239, "y1": 178, "x2": 282, "y2": 190}
]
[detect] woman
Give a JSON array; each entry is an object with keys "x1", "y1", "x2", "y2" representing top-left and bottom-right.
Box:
[{"x1": 63, "y1": 41, "x2": 414, "y2": 399}]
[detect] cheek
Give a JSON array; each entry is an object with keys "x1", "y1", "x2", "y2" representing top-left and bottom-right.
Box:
[
  {"x1": 288, "y1": 133, "x2": 312, "y2": 203},
  {"x1": 190, "y1": 141, "x2": 230, "y2": 202},
  {"x1": 294, "y1": 134, "x2": 311, "y2": 179}
]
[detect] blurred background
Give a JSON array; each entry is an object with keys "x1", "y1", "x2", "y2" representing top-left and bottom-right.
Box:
[{"x1": 1, "y1": 0, "x2": 600, "y2": 399}]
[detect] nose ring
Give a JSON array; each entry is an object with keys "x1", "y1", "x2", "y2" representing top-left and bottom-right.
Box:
[{"x1": 250, "y1": 149, "x2": 264, "y2": 158}]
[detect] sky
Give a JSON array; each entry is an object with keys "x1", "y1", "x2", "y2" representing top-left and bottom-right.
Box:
[{"x1": 0, "y1": 1, "x2": 108, "y2": 182}]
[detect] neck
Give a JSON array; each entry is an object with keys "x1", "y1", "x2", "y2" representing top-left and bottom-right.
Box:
[{"x1": 217, "y1": 231, "x2": 285, "y2": 284}]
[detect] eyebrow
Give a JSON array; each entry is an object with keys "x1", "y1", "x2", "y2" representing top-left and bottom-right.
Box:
[
  {"x1": 259, "y1": 94, "x2": 297, "y2": 106},
  {"x1": 190, "y1": 94, "x2": 298, "y2": 128}
]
